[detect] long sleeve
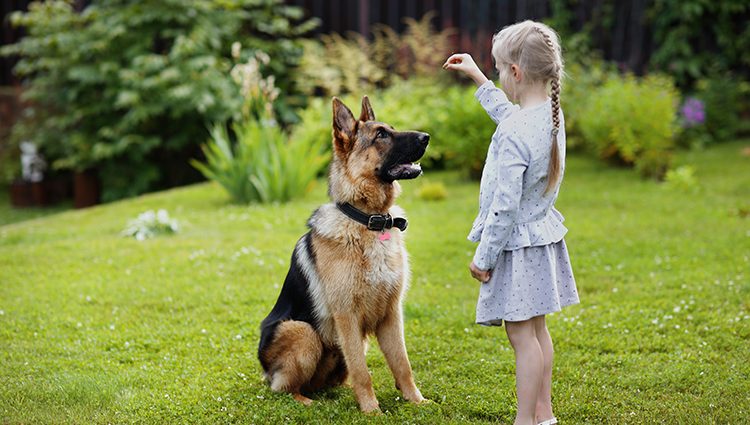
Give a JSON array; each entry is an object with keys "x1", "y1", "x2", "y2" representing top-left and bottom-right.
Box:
[
  {"x1": 474, "y1": 80, "x2": 520, "y2": 125},
  {"x1": 472, "y1": 135, "x2": 529, "y2": 270}
]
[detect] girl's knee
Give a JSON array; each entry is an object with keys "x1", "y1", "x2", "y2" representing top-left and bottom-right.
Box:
[{"x1": 505, "y1": 319, "x2": 537, "y2": 346}]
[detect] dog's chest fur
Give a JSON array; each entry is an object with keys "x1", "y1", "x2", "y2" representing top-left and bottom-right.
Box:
[{"x1": 304, "y1": 204, "x2": 410, "y2": 345}]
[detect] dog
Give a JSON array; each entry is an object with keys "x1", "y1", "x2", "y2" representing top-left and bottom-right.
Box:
[{"x1": 257, "y1": 96, "x2": 429, "y2": 413}]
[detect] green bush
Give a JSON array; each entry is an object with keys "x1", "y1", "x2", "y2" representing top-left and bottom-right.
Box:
[
  {"x1": 650, "y1": 0, "x2": 750, "y2": 86},
  {"x1": 416, "y1": 181, "x2": 448, "y2": 201},
  {"x1": 294, "y1": 12, "x2": 454, "y2": 98},
  {"x1": 694, "y1": 75, "x2": 750, "y2": 143},
  {"x1": 192, "y1": 119, "x2": 328, "y2": 204},
  {"x1": 562, "y1": 58, "x2": 616, "y2": 149},
  {"x1": 579, "y1": 74, "x2": 679, "y2": 179},
  {"x1": 664, "y1": 165, "x2": 698, "y2": 192},
  {"x1": 1, "y1": 0, "x2": 316, "y2": 201}
]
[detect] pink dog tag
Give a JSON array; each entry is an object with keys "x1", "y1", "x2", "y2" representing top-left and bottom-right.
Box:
[{"x1": 379, "y1": 231, "x2": 391, "y2": 241}]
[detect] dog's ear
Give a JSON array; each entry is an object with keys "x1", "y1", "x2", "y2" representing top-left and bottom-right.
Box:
[
  {"x1": 359, "y1": 95, "x2": 376, "y2": 122},
  {"x1": 332, "y1": 97, "x2": 356, "y2": 155}
]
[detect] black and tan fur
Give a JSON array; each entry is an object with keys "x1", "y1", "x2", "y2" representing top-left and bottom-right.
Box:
[{"x1": 258, "y1": 96, "x2": 429, "y2": 412}]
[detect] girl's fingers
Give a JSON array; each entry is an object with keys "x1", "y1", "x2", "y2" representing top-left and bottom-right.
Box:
[{"x1": 444, "y1": 54, "x2": 464, "y2": 65}]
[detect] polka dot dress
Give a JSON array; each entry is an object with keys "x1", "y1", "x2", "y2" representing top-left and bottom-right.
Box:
[{"x1": 476, "y1": 239, "x2": 579, "y2": 326}]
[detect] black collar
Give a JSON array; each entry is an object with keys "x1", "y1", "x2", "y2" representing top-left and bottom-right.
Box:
[{"x1": 336, "y1": 202, "x2": 408, "y2": 232}]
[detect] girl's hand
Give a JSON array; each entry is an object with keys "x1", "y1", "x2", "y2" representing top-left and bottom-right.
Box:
[
  {"x1": 442, "y1": 53, "x2": 489, "y2": 87},
  {"x1": 469, "y1": 262, "x2": 491, "y2": 283}
]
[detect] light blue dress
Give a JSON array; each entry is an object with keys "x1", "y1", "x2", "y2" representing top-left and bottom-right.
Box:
[{"x1": 469, "y1": 81, "x2": 579, "y2": 326}]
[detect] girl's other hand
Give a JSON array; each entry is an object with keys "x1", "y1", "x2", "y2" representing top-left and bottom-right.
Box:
[
  {"x1": 469, "y1": 261, "x2": 492, "y2": 283},
  {"x1": 442, "y1": 53, "x2": 489, "y2": 86}
]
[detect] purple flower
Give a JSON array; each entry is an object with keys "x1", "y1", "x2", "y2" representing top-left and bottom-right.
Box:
[{"x1": 680, "y1": 97, "x2": 705, "y2": 127}]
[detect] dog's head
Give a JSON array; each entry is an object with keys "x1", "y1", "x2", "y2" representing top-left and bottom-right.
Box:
[{"x1": 331, "y1": 96, "x2": 429, "y2": 184}]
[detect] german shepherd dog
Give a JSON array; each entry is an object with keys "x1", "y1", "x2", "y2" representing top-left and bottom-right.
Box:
[{"x1": 258, "y1": 96, "x2": 429, "y2": 413}]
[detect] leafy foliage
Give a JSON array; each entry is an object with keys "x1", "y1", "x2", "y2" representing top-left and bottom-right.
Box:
[
  {"x1": 416, "y1": 181, "x2": 448, "y2": 201},
  {"x1": 694, "y1": 75, "x2": 750, "y2": 143},
  {"x1": 191, "y1": 120, "x2": 328, "y2": 204},
  {"x1": 650, "y1": 0, "x2": 750, "y2": 86},
  {"x1": 1, "y1": 0, "x2": 316, "y2": 201},
  {"x1": 561, "y1": 57, "x2": 617, "y2": 150},
  {"x1": 294, "y1": 12, "x2": 454, "y2": 97},
  {"x1": 579, "y1": 74, "x2": 679, "y2": 179},
  {"x1": 664, "y1": 165, "x2": 698, "y2": 192}
]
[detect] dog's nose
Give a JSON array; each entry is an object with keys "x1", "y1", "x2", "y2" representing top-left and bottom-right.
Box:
[{"x1": 417, "y1": 133, "x2": 430, "y2": 147}]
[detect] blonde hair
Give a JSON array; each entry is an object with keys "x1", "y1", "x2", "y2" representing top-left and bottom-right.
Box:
[{"x1": 492, "y1": 21, "x2": 564, "y2": 194}]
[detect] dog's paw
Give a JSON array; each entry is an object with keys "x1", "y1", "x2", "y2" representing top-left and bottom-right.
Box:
[
  {"x1": 362, "y1": 407, "x2": 383, "y2": 416},
  {"x1": 292, "y1": 393, "x2": 314, "y2": 406},
  {"x1": 403, "y1": 389, "x2": 426, "y2": 404},
  {"x1": 359, "y1": 399, "x2": 381, "y2": 414}
]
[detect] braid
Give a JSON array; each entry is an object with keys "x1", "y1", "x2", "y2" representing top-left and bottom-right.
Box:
[{"x1": 535, "y1": 26, "x2": 562, "y2": 194}]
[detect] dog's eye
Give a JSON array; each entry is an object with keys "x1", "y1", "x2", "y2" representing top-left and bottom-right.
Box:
[{"x1": 376, "y1": 129, "x2": 388, "y2": 140}]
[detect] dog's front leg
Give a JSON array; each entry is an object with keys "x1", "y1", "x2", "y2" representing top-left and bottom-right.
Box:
[
  {"x1": 333, "y1": 314, "x2": 380, "y2": 413},
  {"x1": 375, "y1": 305, "x2": 425, "y2": 404}
]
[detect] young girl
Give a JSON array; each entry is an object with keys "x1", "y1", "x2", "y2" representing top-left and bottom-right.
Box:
[{"x1": 443, "y1": 21, "x2": 579, "y2": 425}]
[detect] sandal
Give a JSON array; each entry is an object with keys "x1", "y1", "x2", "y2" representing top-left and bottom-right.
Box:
[{"x1": 537, "y1": 418, "x2": 558, "y2": 425}]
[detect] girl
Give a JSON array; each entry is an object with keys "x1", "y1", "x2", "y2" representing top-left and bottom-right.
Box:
[{"x1": 443, "y1": 21, "x2": 579, "y2": 425}]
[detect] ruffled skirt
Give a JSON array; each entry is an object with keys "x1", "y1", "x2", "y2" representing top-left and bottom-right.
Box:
[{"x1": 476, "y1": 239, "x2": 579, "y2": 326}]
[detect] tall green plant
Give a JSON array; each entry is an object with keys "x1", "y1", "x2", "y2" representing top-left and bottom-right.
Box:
[
  {"x1": 191, "y1": 120, "x2": 327, "y2": 204},
  {"x1": 1, "y1": 0, "x2": 316, "y2": 201}
]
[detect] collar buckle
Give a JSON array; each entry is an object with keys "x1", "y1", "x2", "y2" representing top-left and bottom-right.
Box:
[{"x1": 366, "y1": 214, "x2": 392, "y2": 231}]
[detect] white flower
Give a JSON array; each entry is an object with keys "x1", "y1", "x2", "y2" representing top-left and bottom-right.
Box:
[
  {"x1": 122, "y1": 209, "x2": 179, "y2": 240},
  {"x1": 231, "y1": 42, "x2": 241, "y2": 59}
]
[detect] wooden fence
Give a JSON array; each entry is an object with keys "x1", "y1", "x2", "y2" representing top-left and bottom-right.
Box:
[{"x1": 286, "y1": 0, "x2": 654, "y2": 74}]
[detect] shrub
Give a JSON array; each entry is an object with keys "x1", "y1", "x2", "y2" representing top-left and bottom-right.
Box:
[
  {"x1": 192, "y1": 119, "x2": 328, "y2": 204},
  {"x1": 579, "y1": 74, "x2": 679, "y2": 179},
  {"x1": 294, "y1": 12, "x2": 454, "y2": 98},
  {"x1": 416, "y1": 181, "x2": 448, "y2": 201},
  {"x1": 1, "y1": 0, "x2": 316, "y2": 201},
  {"x1": 664, "y1": 166, "x2": 698, "y2": 192},
  {"x1": 694, "y1": 75, "x2": 749, "y2": 143},
  {"x1": 649, "y1": 0, "x2": 750, "y2": 86},
  {"x1": 430, "y1": 83, "x2": 496, "y2": 178},
  {"x1": 562, "y1": 58, "x2": 616, "y2": 149}
]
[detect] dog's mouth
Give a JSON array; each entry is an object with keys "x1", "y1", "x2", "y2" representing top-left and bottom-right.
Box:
[
  {"x1": 378, "y1": 131, "x2": 429, "y2": 182},
  {"x1": 387, "y1": 162, "x2": 422, "y2": 180}
]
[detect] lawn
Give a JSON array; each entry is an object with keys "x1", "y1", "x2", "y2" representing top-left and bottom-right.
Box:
[
  {"x1": 1, "y1": 141, "x2": 749, "y2": 424},
  {"x1": 0, "y1": 188, "x2": 71, "y2": 227}
]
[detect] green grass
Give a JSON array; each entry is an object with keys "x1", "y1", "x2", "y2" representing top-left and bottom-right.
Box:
[
  {"x1": 1, "y1": 141, "x2": 749, "y2": 424},
  {"x1": 0, "y1": 188, "x2": 71, "y2": 227}
]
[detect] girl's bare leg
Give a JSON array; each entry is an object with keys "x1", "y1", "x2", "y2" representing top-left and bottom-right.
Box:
[
  {"x1": 533, "y1": 315, "x2": 555, "y2": 422},
  {"x1": 505, "y1": 319, "x2": 544, "y2": 425}
]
